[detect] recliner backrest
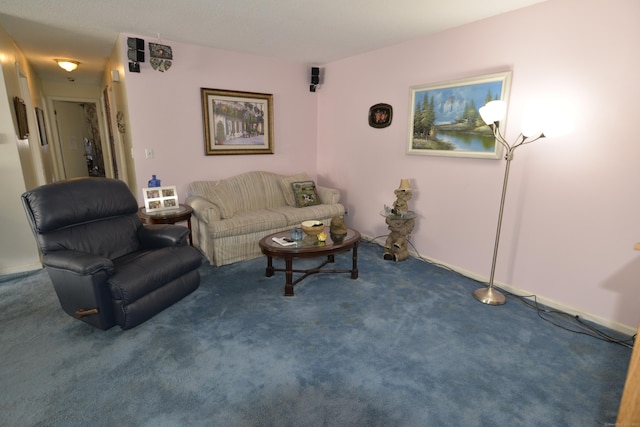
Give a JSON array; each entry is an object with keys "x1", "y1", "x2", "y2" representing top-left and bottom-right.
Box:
[{"x1": 22, "y1": 177, "x2": 142, "y2": 259}]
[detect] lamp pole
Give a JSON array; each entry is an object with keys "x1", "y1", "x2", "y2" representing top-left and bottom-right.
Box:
[{"x1": 473, "y1": 118, "x2": 545, "y2": 305}]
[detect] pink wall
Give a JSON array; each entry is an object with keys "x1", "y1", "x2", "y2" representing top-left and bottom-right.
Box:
[
  {"x1": 317, "y1": 0, "x2": 640, "y2": 330},
  {"x1": 122, "y1": 0, "x2": 640, "y2": 330},
  {"x1": 123, "y1": 39, "x2": 319, "y2": 198}
]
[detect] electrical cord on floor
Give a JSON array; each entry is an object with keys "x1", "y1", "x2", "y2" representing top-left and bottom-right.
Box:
[{"x1": 363, "y1": 235, "x2": 636, "y2": 350}]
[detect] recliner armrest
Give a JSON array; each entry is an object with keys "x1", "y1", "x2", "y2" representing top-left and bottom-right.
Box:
[
  {"x1": 138, "y1": 224, "x2": 189, "y2": 248},
  {"x1": 43, "y1": 250, "x2": 114, "y2": 276}
]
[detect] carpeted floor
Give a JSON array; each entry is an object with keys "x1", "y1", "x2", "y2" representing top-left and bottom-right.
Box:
[{"x1": 0, "y1": 240, "x2": 633, "y2": 426}]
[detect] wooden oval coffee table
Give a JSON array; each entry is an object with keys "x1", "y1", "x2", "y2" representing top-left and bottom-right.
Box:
[{"x1": 258, "y1": 228, "x2": 361, "y2": 296}]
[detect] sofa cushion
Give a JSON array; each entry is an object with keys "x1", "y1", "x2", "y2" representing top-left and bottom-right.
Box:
[
  {"x1": 222, "y1": 171, "x2": 287, "y2": 214},
  {"x1": 208, "y1": 182, "x2": 237, "y2": 219},
  {"x1": 269, "y1": 203, "x2": 346, "y2": 224},
  {"x1": 292, "y1": 181, "x2": 321, "y2": 207},
  {"x1": 206, "y1": 209, "x2": 289, "y2": 238},
  {"x1": 279, "y1": 172, "x2": 311, "y2": 206},
  {"x1": 316, "y1": 186, "x2": 341, "y2": 205}
]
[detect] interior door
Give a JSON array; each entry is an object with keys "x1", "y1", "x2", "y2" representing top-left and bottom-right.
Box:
[{"x1": 53, "y1": 100, "x2": 90, "y2": 179}]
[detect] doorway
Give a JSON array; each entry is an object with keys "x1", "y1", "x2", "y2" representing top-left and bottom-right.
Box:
[{"x1": 53, "y1": 100, "x2": 106, "y2": 179}]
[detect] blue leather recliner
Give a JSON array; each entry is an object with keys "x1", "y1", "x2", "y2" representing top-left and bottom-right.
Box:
[{"x1": 21, "y1": 177, "x2": 202, "y2": 330}]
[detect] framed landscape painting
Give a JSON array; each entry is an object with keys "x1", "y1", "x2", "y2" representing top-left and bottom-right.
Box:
[
  {"x1": 201, "y1": 88, "x2": 274, "y2": 155},
  {"x1": 407, "y1": 71, "x2": 511, "y2": 159}
]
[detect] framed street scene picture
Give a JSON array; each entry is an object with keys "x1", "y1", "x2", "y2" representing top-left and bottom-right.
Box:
[{"x1": 201, "y1": 88, "x2": 274, "y2": 155}]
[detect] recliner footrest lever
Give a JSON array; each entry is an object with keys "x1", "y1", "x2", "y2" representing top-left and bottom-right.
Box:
[{"x1": 75, "y1": 308, "x2": 99, "y2": 318}]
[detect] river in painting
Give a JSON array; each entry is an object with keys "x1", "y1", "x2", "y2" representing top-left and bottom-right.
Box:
[{"x1": 437, "y1": 130, "x2": 495, "y2": 153}]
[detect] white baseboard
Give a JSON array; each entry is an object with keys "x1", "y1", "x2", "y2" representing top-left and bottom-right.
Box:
[
  {"x1": 362, "y1": 234, "x2": 637, "y2": 337},
  {"x1": 0, "y1": 262, "x2": 42, "y2": 277}
]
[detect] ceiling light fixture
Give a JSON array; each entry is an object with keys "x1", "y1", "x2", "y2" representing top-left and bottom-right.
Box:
[{"x1": 55, "y1": 59, "x2": 79, "y2": 72}]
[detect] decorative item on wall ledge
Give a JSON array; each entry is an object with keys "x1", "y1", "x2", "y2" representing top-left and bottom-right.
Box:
[
  {"x1": 149, "y1": 42, "x2": 173, "y2": 72},
  {"x1": 35, "y1": 107, "x2": 48, "y2": 146},
  {"x1": 406, "y1": 71, "x2": 511, "y2": 159},
  {"x1": 368, "y1": 103, "x2": 393, "y2": 128},
  {"x1": 13, "y1": 97, "x2": 29, "y2": 139},
  {"x1": 201, "y1": 88, "x2": 274, "y2": 155}
]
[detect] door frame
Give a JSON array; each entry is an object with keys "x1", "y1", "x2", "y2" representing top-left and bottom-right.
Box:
[
  {"x1": 101, "y1": 84, "x2": 128, "y2": 183},
  {"x1": 16, "y1": 63, "x2": 45, "y2": 188},
  {"x1": 46, "y1": 95, "x2": 114, "y2": 180}
]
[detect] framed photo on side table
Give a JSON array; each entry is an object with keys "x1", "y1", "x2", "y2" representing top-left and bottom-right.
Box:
[
  {"x1": 143, "y1": 186, "x2": 179, "y2": 212},
  {"x1": 201, "y1": 88, "x2": 274, "y2": 155},
  {"x1": 407, "y1": 71, "x2": 511, "y2": 159}
]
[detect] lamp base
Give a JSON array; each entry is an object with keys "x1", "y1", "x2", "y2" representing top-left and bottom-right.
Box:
[{"x1": 473, "y1": 287, "x2": 506, "y2": 305}]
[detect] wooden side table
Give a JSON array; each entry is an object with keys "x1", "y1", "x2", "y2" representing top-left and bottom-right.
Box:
[{"x1": 138, "y1": 204, "x2": 193, "y2": 245}]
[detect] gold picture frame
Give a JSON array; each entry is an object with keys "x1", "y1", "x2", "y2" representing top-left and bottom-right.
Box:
[{"x1": 201, "y1": 88, "x2": 274, "y2": 155}]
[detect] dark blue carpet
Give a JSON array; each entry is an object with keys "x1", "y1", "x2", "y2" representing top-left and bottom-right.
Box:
[{"x1": 0, "y1": 241, "x2": 632, "y2": 426}]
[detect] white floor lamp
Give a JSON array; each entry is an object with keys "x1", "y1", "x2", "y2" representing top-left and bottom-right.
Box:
[{"x1": 473, "y1": 100, "x2": 558, "y2": 305}]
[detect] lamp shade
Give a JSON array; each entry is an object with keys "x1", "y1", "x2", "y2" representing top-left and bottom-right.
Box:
[
  {"x1": 521, "y1": 100, "x2": 544, "y2": 137},
  {"x1": 55, "y1": 59, "x2": 79, "y2": 72},
  {"x1": 479, "y1": 100, "x2": 507, "y2": 125},
  {"x1": 521, "y1": 97, "x2": 574, "y2": 138}
]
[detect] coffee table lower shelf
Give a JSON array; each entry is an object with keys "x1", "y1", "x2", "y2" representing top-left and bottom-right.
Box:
[{"x1": 258, "y1": 228, "x2": 360, "y2": 296}]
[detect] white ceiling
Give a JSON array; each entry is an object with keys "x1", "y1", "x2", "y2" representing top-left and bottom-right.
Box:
[{"x1": 0, "y1": 0, "x2": 548, "y2": 85}]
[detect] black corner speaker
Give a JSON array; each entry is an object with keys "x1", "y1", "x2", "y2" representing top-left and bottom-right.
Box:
[
  {"x1": 127, "y1": 37, "x2": 145, "y2": 65},
  {"x1": 127, "y1": 37, "x2": 144, "y2": 50},
  {"x1": 310, "y1": 67, "x2": 320, "y2": 92},
  {"x1": 127, "y1": 50, "x2": 145, "y2": 62}
]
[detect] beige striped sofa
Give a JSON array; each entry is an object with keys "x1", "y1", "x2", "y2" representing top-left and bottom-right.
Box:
[{"x1": 185, "y1": 171, "x2": 345, "y2": 266}]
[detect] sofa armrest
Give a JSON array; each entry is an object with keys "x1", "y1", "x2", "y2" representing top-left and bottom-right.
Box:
[
  {"x1": 316, "y1": 186, "x2": 341, "y2": 205},
  {"x1": 138, "y1": 224, "x2": 190, "y2": 248},
  {"x1": 185, "y1": 195, "x2": 222, "y2": 223},
  {"x1": 43, "y1": 250, "x2": 114, "y2": 276}
]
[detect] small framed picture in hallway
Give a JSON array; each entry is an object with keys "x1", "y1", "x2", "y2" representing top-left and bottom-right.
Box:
[
  {"x1": 14, "y1": 97, "x2": 29, "y2": 139},
  {"x1": 35, "y1": 107, "x2": 48, "y2": 146},
  {"x1": 201, "y1": 88, "x2": 274, "y2": 155}
]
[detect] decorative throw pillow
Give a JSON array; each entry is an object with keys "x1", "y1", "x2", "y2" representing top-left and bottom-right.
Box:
[
  {"x1": 279, "y1": 172, "x2": 311, "y2": 206},
  {"x1": 291, "y1": 181, "x2": 321, "y2": 208}
]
